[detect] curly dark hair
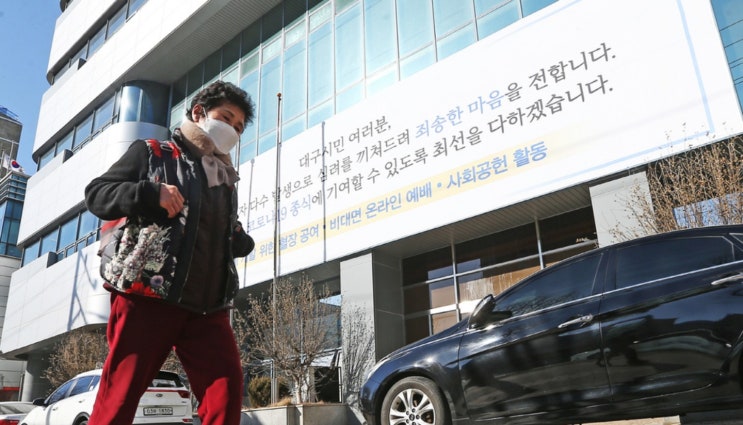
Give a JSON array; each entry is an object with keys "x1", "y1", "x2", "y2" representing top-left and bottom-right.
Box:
[{"x1": 186, "y1": 80, "x2": 255, "y2": 125}]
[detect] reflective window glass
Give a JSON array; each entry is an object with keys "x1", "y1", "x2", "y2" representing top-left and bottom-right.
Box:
[
  {"x1": 457, "y1": 257, "x2": 541, "y2": 303},
  {"x1": 475, "y1": 0, "x2": 513, "y2": 16},
  {"x1": 38, "y1": 149, "x2": 54, "y2": 170},
  {"x1": 94, "y1": 96, "x2": 115, "y2": 132},
  {"x1": 615, "y1": 236, "x2": 736, "y2": 290},
  {"x1": 282, "y1": 115, "x2": 306, "y2": 142},
  {"x1": 397, "y1": 0, "x2": 434, "y2": 57},
  {"x1": 432, "y1": 310, "x2": 458, "y2": 334},
  {"x1": 496, "y1": 253, "x2": 601, "y2": 316},
  {"x1": 403, "y1": 246, "x2": 452, "y2": 284},
  {"x1": 204, "y1": 50, "x2": 221, "y2": 83},
  {"x1": 283, "y1": 42, "x2": 307, "y2": 121},
  {"x1": 335, "y1": 4, "x2": 363, "y2": 91},
  {"x1": 308, "y1": 23, "x2": 333, "y2": 106},
  {"x1": 258, "y1": 57, "x2": 282, "y2": 138},
  {"x1": 107, "y1": 6, "x2": 126, "y2": 37},
  {"x1": 437, "y1": 24, "x2": 476, "y2": 60},
  {"x1": 58, "y1": 217, "x2": 78, "y2": 253},
  {"x1": 308, "y1": 100, "x2": 334, "y2": 128},
  {"x1": 41, "y1": 229, "x2": 59, "y2": 255},
  {"x1": 337, "y1": 83, "x2": 363, "y2": 113},
  {"x1": 73, "y1": 114, "x2": 94, "y2": 148},
  {"x1": 239, "y1": 69, "x2": 260, "y2": 163},
  {"x1": 88, "y1": 26, "x2": 106, "y2": 57},
  {"x1": 521, "y1": 0, "x2": 558, "y2": 17},
  {"x1": 22, "y1": 240, "x2": 40, "y2": 266},
  {"x1": 400, "y1": 46, "x2": 435, "y2": 80},
  {"x1": 128, "y1": 0, "x2": 146, "y2": 17},
  {"x1": 365, "y1": 0, "x2": 396, "y2": 75},
  {"x1": 57, "y1": 130, "x2": 74, "y2": 153},
  {"x1": 78, "y1": 210, "x2": 99, "y2": 239},
  {"x1": 477, "y1": 1, "x2": 520, "y2": 39},
  {"x1": 433, "y1": 0, "x2": 474, "y2": 37},
  {"x1": 405, "y1": 315, "x2": 429, "y2": 344}
]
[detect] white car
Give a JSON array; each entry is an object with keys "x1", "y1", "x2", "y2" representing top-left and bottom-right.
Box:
[{"x1": 21, "y1": 369, "x2": 193, "y2": 425}]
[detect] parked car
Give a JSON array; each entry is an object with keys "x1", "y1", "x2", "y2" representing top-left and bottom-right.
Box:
[
  {"x1": 360, "y1": 225, "x2": 743, "y2": 425},
  {"x1": 0, "y1": 401, "x2": 35, "y2": 425},
  {"x1": 21, "y1": 369, "x2": 193, "y2": 425}
]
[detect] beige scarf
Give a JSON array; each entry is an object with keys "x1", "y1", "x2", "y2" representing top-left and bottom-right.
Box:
[{"x1": 179, "y1": 119, "x2": 239, "y2": 187}]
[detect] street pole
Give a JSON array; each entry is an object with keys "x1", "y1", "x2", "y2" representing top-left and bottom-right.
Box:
[{"x1": 271, "y1": 92, "x2": 283, "y2": 404}]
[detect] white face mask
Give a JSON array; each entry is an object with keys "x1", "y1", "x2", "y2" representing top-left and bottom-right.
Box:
[{"x1": 198, "y1": 116, "x2": 239, "y2": 155}]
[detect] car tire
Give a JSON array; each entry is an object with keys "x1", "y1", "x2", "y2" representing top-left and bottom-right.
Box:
[{"x1": 380, "y1": 376, "x2": 448, "y2": 425}]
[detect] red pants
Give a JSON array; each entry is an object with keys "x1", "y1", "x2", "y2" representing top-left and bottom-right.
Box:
[{"x1": 88, "y1": 293, "x2": 243, "y2": 425}]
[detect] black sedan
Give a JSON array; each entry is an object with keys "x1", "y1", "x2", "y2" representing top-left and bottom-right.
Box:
[{"x1": 360, "y1": 225, "x2": 743, "y2": 425}]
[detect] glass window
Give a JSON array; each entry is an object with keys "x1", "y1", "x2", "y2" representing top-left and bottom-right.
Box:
[
  {"x1": 258, "y1": 131, "x2": 277, "y2": 155},
  {"x1": 128, "y1": 0, "x2": 146, "y2": 17},
  {"x1": 539, "y1": 207, "x2": 596, "y2": 252},
  {"x1": 521, "y1": 0, "x2": 558, "y2": 17},
  {"x1": 88, "y1": 26, "x2": 106, "y2": 57},
  {"x1": 457, "y1": 257, "x2": 541, "y2": 303},
  {"x1": 432, "y1": 310, "x2": 458, "y2": 334},
  {"x1": 70, "y1": 45, "x2": 87, "y2": 68},
  {"x1": 335, "y1": 4, "x2": 363, "y2": 91},
  {"x1": 57, "y1": 130, "x2": 74, "y2": 153},
  {"x1": 204, "y1": 50, "x2": 221, "y2": 83},
  {"x1": 308, "y1": 100, "x2": 333, "y2": 128},
  {"x1": 433, "y1": 0, "x2": 474, "y2": 37},
  {"x1": 336, "y1": 83, "x2": 363, "y2": 113},
  {"x1": 615, "y1": 236, "x2": 737, "y2": 289},
  {"x1": 366, "y1": 66, "x2": 397, "y2": 97},
  {"x1": 283, "y1": 115, "x2": 306, "y2": 142},
  {"x1": 286, "y1": 20, "x2": 306, "y2": 48},
  {"x1": 258, "y1": 57, "x2": 282, "y2": 138},
  {"x1": 283, "y1": 41, "x2": 307, "y2": 121},
  {"x1": 397, "y1": 0, "x2": 434, "y2": 57},
  {"x1": 405, "y1": 315, "x2": 429, "y2": 344},
  {"x1": 365, "y1": 0, "x2": 397, "y2": 75},
  {"x1": 69, "y1": 375, "x2": 96, "y2": 397},
  {"x1": 41, "y1": 229, "x2": 59, "y2": 255},
  {"x1": 79, "y1": 210, "x2": 99, "y2": 239},
  {"x1": 475, "y1": 0, "x2": 513, "y2": 16},
  {"x1": 403, "y1": 246, "x2": 453, "y2": 283},
  {"x1": 437, "y1": 24, "x2": 476, "y2": 60},
  {"x1": 58, "y1": 217, "x2": 78, "y2": 254},
  {"x1": 712, "y1": 0, "x2": 743, "y2": 112},
  {"x1": 400, "y1": 46, "x2": 435, "y2": 80},
  {"x1": 46, "y1": 379, "x2": 75, "y2": 405},
  {"x1": 22, "y1": 240, "x2": 40, "y2": 266},
  {"x1": 496, "y1": 253, "x2": 602, "y2": 316},
  {"x1": 38, "y1": 148, "x2": 55, "y2": 169},
  {"x1": 239, "y1": 69, "x2": 260, "y2": 163},
  {"x1": 73, "y1": 114, "x2": 94, "y2": 148},
  {"x1": 93, "y1": 95, "x2": 115, "y2": 132},
  {"x1": 120, "y1": 85, "x2": 141, "y2": 122},
  {"x1": 308, "y1": 23, "x2": 333, "y2": 106},
  {"x1": 107, "y1": 6, "x2": 127, "y2": 37},
  {"x1": 477, "y1": 1, "x2": 520, "y2": 39},
  {"x1": 310, "y1": 2, "x2": 332, "y2": 31},
  {"x1": 456, "y1": 223, "x2": 538, "y2": 273}
]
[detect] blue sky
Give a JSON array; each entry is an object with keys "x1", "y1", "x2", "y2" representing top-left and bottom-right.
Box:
[{"x1": 0, "y1": 3, "x2": 59, "y2": 175}]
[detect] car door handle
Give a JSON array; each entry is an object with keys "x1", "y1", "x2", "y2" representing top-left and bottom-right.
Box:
[
  {"x1": 558, "y1": 314, "x2": 594, "y2": 329},
  {"x1": 711, "y1": 274, "x2": 743, "y2": 286}
]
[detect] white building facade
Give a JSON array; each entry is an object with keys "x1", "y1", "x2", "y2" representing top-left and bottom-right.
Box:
[{"x1": 2, "y1": 0, "x2": 742, "y2": 402}]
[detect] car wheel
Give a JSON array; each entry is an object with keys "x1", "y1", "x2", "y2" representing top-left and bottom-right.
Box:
[
  {"x1": 380, "y1": 376, "x2": 448, "y2": 425},
  {"x1": 75, "y1": 417, "x2": 89, "y2": 425}
]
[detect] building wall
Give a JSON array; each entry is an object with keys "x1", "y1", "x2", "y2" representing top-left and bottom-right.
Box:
[{"x1": 7, "y1": 0, "x2": 743, "y2": 414}]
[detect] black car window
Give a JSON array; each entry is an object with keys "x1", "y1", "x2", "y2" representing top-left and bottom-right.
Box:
[
  {"x1": 69, "y1": 375, "x2": 97, "y2": 397},
  {"x1": 495, "y1": 253, "x2": 602, "y2": 316},
  {"x1": 46, "y1": 379, "x2": 75, "y2": 404},
  {"x1": 615, "y1": 236, "x2": 736, "y2": 289}
]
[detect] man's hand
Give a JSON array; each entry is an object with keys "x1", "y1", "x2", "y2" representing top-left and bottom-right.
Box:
[{"x1": 160, "y1": 184, "x2": 184, "y2": 218}]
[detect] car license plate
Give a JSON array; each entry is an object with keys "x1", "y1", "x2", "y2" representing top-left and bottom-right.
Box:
[{"x1": 144, "y1": 407, "x2": 173, "y2": 416}]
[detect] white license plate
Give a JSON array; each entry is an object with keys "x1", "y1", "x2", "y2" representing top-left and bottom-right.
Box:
[{"x1": 143, "y1": 407, "x2": 173, "y2": 416}]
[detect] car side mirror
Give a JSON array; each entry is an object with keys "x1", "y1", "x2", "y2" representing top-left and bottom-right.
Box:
[
  {"x1": 469, "y1": 295, "x2": 512, "y2": 329},
  {"x1": 32, "y1": 397, "x2": 47, "y2": 406}
]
